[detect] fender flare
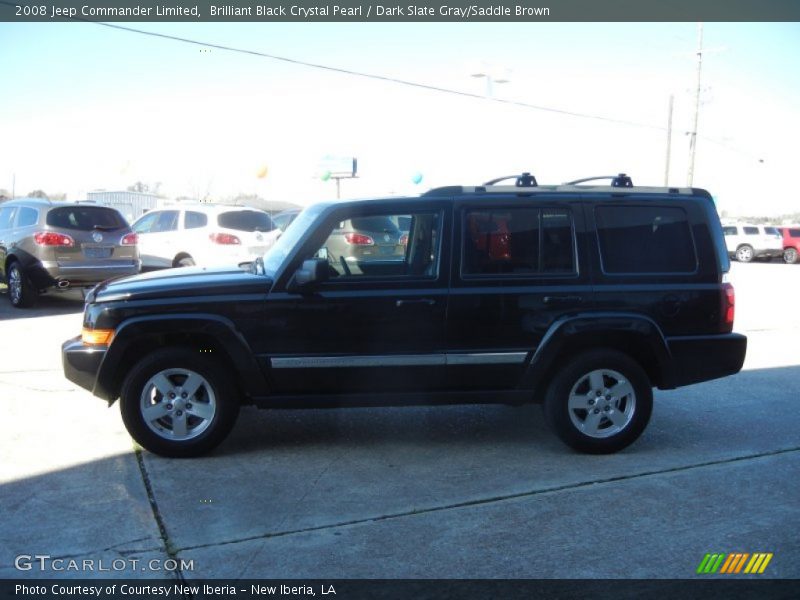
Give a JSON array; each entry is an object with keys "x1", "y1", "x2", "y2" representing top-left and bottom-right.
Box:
[
  {"x1": 520, "y1": 312, "x2": 675, "y2": 392},
  {"x1": 94, "y1": 313, "x2": 267, "y2": 401}
]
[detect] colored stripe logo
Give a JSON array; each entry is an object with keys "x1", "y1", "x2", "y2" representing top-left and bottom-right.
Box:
[{"x1": 697, "y1": 553, "x2": 773, "y2": 574}]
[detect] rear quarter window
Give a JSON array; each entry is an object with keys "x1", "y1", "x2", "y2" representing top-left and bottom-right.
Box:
[
  {"x1": 595, "y1": 205, "x2": 697, "y2": 274},
  {"x1": 47, "y1": 206, "x2": 127, "y2": 231}
]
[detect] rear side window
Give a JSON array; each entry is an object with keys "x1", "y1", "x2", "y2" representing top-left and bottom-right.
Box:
[
  {"x1": 17, "y1": 207, "x2": 38, "y2": 227},
  {"x1": 462, "y1": 207, "x2": 574, "y2": 276},
  {"x1": 743, "y1": 227, "x2": 758, "y2": 235},
  {"x1": 185, "y1": 211, "x2": 208, "y2": 229},
  {"x1": 46, "y1": 206, "x2": 127, "y2": 231},
  {"x1": 218, "y1": 210, "x2": 274, "y2": 232},
  {"x1": 595, "y1": 206, "x2": 696, "y2": 274}
]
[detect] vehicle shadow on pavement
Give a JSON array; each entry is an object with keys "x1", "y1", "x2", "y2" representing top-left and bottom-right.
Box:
[{"x1": 0, "y1": 286, "x2": 84, "y2": 320}]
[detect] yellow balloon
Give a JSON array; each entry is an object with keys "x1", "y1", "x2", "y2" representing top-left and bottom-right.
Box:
[{"x1": 256, "y1": 165, "x2": 268, "y2": 179}]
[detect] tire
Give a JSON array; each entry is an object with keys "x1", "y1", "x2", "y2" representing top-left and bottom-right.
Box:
[
  {"x1": 735, "y1": 245, "x2": 754, "y2": 263},
  {"x1": 7, "y1": 262, "x2": 37, "y2": 308},
  {"x1": 543, "y1": 349, "x2": 653, "y2": 454},
  {"x1": 176, "y1": 256, "x2": 195, "y2": 268},
  {"x1": 120, "y1": 348, "x2": 240, "y2": 457},
  {"x1": 784, "y1": 248, "x2": 798, "y2": 264}
]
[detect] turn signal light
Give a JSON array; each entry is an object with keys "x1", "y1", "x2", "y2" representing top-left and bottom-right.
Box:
[
  {"x1": 344, "y1": 233, "x2": 374, "y2": 245},
  {"x1": 81, "y1": 328, "x2": 115, "y2": 346},
  {"x1": 34, "y1": 232, "x2": 74, "y2": 246},
  {"x1": 209, "y1": 233, "x2": 241, "y2": 245}
]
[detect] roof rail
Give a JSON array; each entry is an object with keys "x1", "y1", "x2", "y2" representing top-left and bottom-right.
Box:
[
  {"x1": 563, "y1": 173, "x2": 633, "y2": 187},
  {"x1": 483, "y1": 172, "x2": 538, "y2": 187}
]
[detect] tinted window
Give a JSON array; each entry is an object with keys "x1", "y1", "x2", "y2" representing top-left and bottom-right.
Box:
[
  {"x1": 0, "y1": 206, "x2": 16, "y2": 230},
  {"x1": 722, "y1": 226, "x2": 737, "y2": 236},
  {"x1": 790, "y1": 229, "x2": 800, "y2": 238},
  {"x1": 348, "y1": 216, "x2": 400, "y2": 233},
  {"x1": 743, "y1": 227, "x2": 758, "y2": 235},
  {"x1": 17, "y1": 207, "x2": 38, "y2": 227},
  {"x1": 185, "y1": 211, "x2": 208, "y2": 229},
  {"x1": 763, "y1": 227, "x2": 780, "y2": 235},
  {"x1": 46, "y1": 206, "x2": 127, "y2": 231},
  {"x1": 595, "y1": 206, "x2": 696, "y2": 274},
  {"x1": 218, "y1": 210, "x2": 273, "y2": 232},
  {"x1": 462, "y1": 207, "x2": 574, "y2": 276}
]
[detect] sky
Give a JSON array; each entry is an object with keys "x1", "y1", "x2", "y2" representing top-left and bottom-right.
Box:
[{"x1": 1, "y1": 21, "x2": 799, "y2": 216}]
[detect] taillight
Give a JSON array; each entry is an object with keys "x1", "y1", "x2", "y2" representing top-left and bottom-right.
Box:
[
  {"x1": 209, "y1": 233, "x2": 241, "y2": 245},
  {"x1": 344, "y1": 233, "x2": 374, "y2": 245},
  {"x1": 120, "y1": 233, "x2": 137, "y2": 246},
  {"x1": 722, "y1": 282, "x2": 735, "y2": 331},
  {"x1": 34, "y1": 232, "x2": 74, "y2": 247}
]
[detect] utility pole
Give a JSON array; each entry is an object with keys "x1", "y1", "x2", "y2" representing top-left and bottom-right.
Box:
[
  {"x1": 665, "y1": 94, "x2": 674, "y2": 185},
  {"x1": 687, "y1": 22, "x2": 704, "y2": 187}
]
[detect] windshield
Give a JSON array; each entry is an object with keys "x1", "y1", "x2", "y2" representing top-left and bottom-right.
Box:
[{"x1": 262, "y1": 204, "x2": 327, "y2": 277}]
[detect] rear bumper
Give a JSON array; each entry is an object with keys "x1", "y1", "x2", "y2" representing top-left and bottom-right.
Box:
[
  {"x1": 40, "y1": 260, "x2": 140, "y2": 286},
  {"x1": 62, "y1": 337, "x2": 109, "y2": 400},
  {"x1": 665, "y1": 333, "x2": 747, "y2": 388}
]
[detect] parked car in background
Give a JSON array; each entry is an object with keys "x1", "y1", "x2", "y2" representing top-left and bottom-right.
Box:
[
  {"x1": 272, "y1": 209, "x2": 300, "y2": 232},
  {"x1": 0, "y1": 198, "x2": 140, "y2": 308},
  {"x1": 131, "y1": 204, "x2": 280, "y2": 269},
  {"x1": 722, "y1": 223, "x2": 783, "y2": 262},
  {"x1": 778, "y1": 226, "x2": 800, "y2": 264}
]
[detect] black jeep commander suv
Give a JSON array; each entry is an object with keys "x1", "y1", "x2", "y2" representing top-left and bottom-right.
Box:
[{"x1": 63, "y1": 173, "x2": 747, "y2": 457}]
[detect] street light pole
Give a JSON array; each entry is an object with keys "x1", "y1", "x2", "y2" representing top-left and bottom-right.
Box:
[
  {"x1": 665, "y1": 94, "x2": 674, "y2": 185},
  {"x1": 687, "y1": 22, "x2": 704, "y2": 186}
]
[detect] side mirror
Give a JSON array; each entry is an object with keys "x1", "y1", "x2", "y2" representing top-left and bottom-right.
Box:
[{"x1": 293, "y1": 258, "x2": 329, "y2": 289}]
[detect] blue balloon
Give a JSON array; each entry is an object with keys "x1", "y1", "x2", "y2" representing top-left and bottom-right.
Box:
[{"x1": 411, "y1": 172, "x2": 423, "y2": 185}]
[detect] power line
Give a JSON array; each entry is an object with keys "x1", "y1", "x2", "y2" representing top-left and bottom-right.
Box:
[{"x1": 91, "y1": 21, "x2": 666, "y2": 132}]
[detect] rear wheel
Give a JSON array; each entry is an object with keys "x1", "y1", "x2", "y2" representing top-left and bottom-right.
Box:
[
  {"x1": 176, "y1": 255, "x2": 195, "y2": 268},
  {"x1": 7, "y1": 262, "x2": 37, "y2": 308},
  {"x1": 120, "y1": 348, "x2": 239, "y2": 457},
  {"x1": 784, "y1": 248, "x2": 798, "y2": 264},
  {"x1": 544, "y1": 349, "x2": 652, "y2": 454},
  {"x1": 735, "y1": 245, "x2": 754, "y2": 263}
]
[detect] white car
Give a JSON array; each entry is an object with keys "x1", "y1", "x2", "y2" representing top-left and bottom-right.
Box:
[
  {"x1": 722, "y1": 223, "x2": 783, "y2": 263},
  {"x1": 132, "y1": 205, "x2": 281, "y2": 269}
]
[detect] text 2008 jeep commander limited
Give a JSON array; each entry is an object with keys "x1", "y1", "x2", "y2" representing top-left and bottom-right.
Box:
[{"x1": 63, "y1": 173, "x2": 747, "y2": 457}]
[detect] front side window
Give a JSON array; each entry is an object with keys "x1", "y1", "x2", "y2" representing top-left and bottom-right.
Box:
[
  {"x1": 722, "y1": 226, "x2": 737, "y2": 236},
  {"x1": 790, "y1": 229, "x2": 800, "y2": 239},
  {"x1": 462, "y1": 207, "x2": 574, "y2": 276},
  {"x1": 595, "y1": 205, "x2": 697, "y2": 274},
  {"x1": 763, "y1": 227, "x2": 780, "y2": 236},
  {"x1": 308, "y1": 210, "x2": 441, "y2": 279},
  {"x1": 152, "y1": 211, "x2": 179, "y2": 233}
]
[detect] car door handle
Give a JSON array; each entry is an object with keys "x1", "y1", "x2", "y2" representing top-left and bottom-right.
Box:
[
  {"x1": 396, "y1": 298, "x2": 436, "y2": 307},
  {"x1": 543, "y1": 295, "x2": 584, "y2": 305}
]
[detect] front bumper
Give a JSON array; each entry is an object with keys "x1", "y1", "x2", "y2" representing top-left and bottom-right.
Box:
[
  {"x1": 62, "y1": 336, "x2": 108, "y2": 400},
  {"x1": 666, "y1": 333, "x2": 747, "y2": 388}
]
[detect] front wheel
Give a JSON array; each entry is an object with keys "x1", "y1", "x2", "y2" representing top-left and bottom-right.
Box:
[
  {"x1": 120, "y1": 348, "x2": 239, "y2": 457},
  {"x1": 7, "y1": 262, "x2": 37, "y2": 308},
  {"x1": 735, "y1": 245, "x2": 754, "y2": 263},
  {"x1": 784, "y1": 248, "x2": 798, "y2": 264},
  {"x1": 544, "y1": 350, "x2": 653, "y2": 454}
]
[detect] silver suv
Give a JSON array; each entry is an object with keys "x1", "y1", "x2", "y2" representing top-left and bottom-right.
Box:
[{"x1": 0, "y1": 198, "x2": 140, "y2": 307}]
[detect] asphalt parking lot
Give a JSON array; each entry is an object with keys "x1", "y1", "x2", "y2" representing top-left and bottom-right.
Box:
[{"x1": 1, "y1": 262, "x2": 799, "y2": 580}]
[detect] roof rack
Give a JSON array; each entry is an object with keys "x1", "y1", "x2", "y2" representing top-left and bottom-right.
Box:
[
  {"x1": 483, "y1": 172, "x2": 538, "y2": 187},
  {"x1": 564, "y1": 173, "x2": 633, "y2": 187}
]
